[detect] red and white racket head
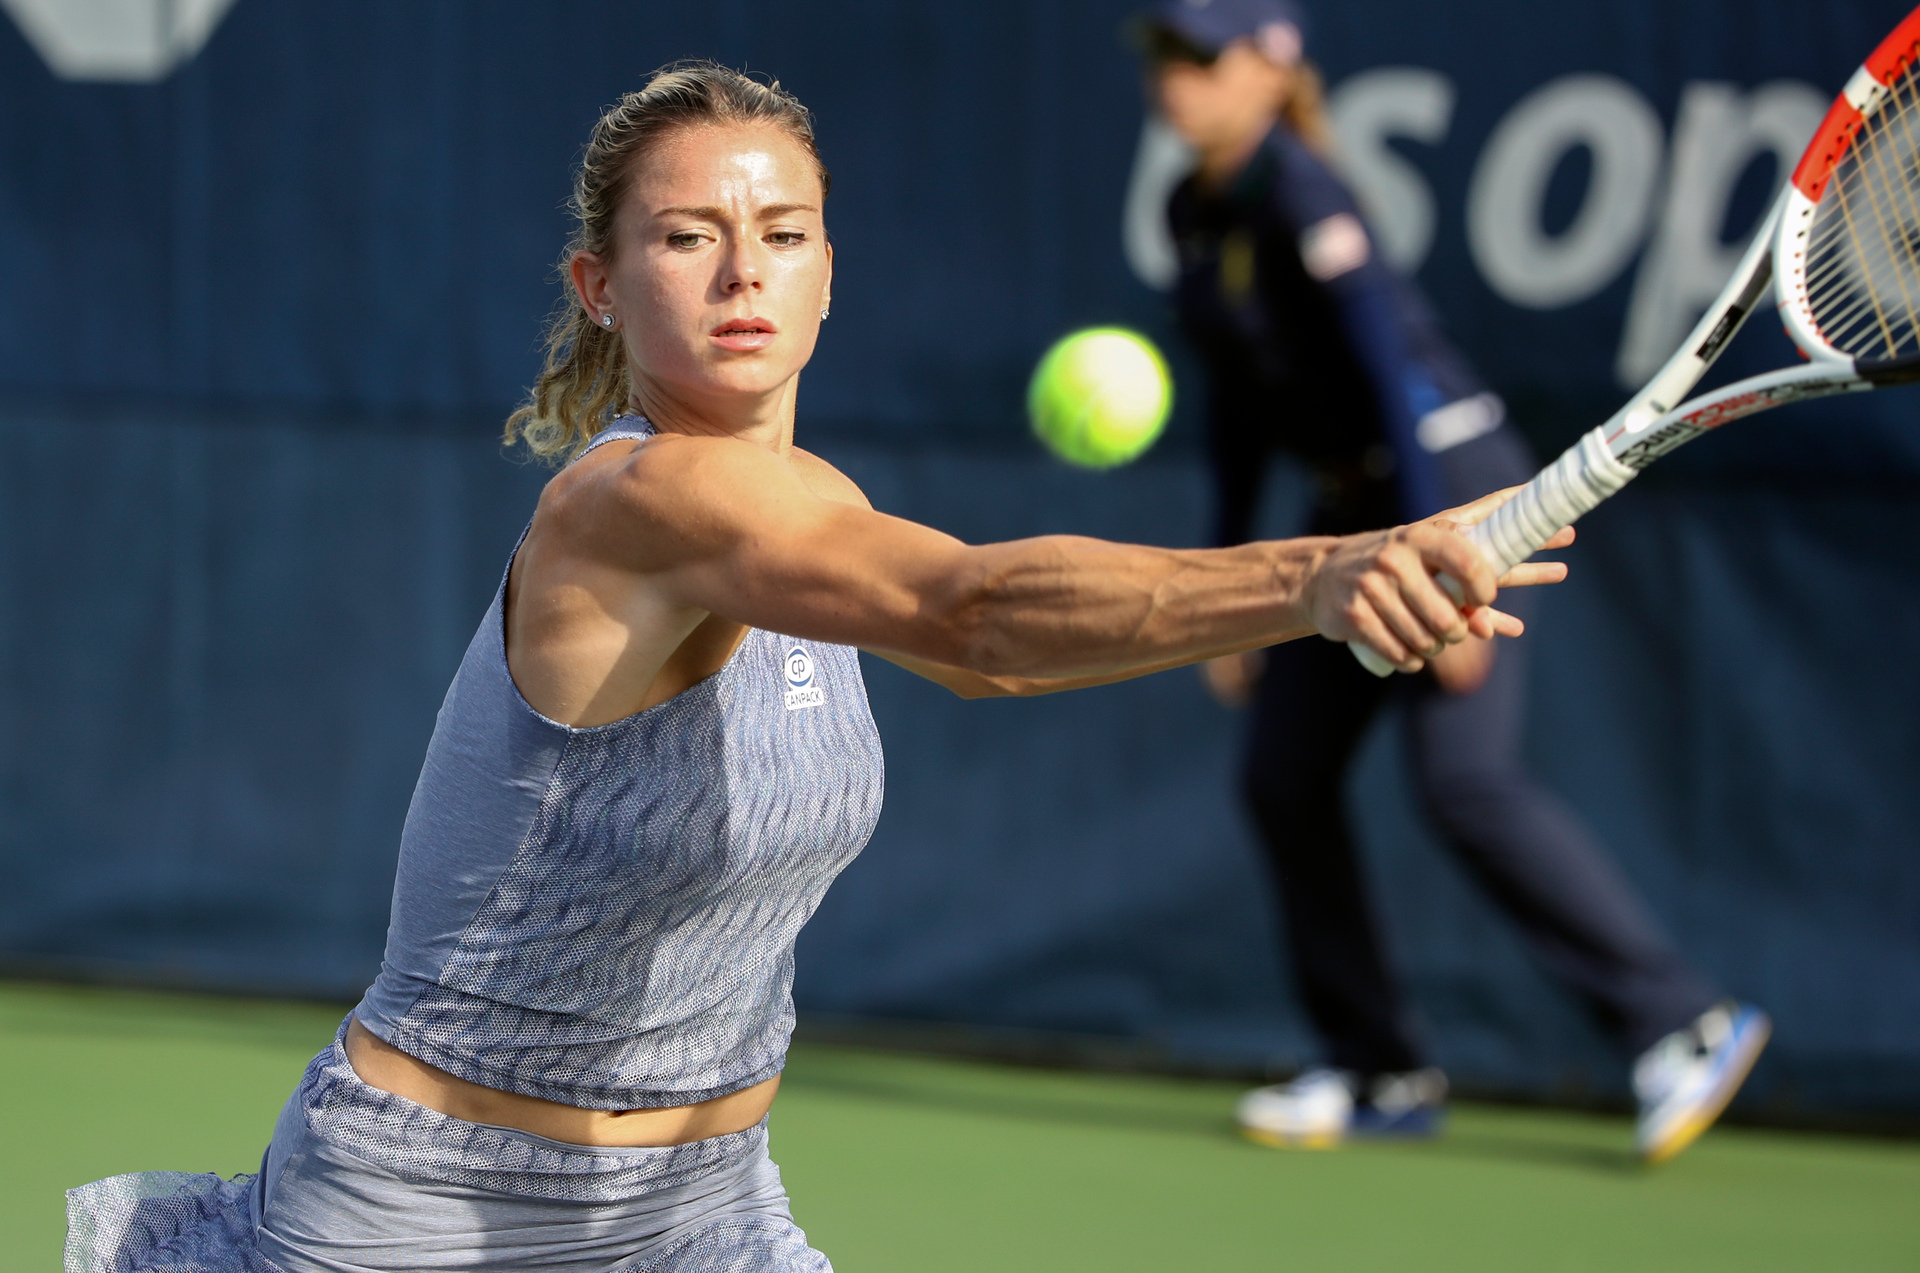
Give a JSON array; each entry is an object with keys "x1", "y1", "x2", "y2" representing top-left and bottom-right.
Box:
[{"x1": 1778, "y1": 7, "x2": 1920, "y2": 371}]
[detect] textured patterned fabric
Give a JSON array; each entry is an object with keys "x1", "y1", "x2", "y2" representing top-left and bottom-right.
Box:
[
  {"x1": 66, "y1": 416, "x2": 874, "y2": 1267},
  {"x1": 293, "y1": 1018, "x2": 772, "y2": 1202},
  {"x1": 64, "y1": 1172, "x2": 275, "y2": 1273},
  {"x1": 620, "y1": 1216, "x2": 832, "y2": 1273},
  {"x1": 355, "y1": 417, "x2": 886, "y2": 1108},
  {"x1": 66, "y1": 1022, "x2": 832, "y2": 1272}
]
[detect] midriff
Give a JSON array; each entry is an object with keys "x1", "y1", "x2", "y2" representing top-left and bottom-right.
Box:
[{"x1": 344, "y1": 1015, "x2": 780, "y2": 1147}]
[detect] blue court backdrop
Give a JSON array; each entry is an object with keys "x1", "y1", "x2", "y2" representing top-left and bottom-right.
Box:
[{"x1": 2, "y1": 0, "x2": 1917, "y2": 1122}]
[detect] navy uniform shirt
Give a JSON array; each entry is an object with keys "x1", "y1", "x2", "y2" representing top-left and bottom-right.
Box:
[{"x1": 1169, "y1": 124, "x2": 1487, "y2": 544}]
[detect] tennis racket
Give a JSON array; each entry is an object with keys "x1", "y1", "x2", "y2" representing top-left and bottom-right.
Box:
[{"x1": 1353, "y1": 4, "x2": 1920, "y2": 676}]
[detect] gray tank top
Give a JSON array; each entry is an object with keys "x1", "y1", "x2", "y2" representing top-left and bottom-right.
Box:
[{"x1": 353, "y1": 418, "x2": 885, "y2": 1109}]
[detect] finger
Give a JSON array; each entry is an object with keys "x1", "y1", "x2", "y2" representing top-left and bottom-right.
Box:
[
  {"x1": 1466, "y1": 606, "x2": 1525, "y2": 639},
  {"x1": 1496, "y1": 560, "x2": 1569, "y2": 588},
  {"x1": 1362, "y1": 567, "x2": 1453, "y2": 660},
  {"x1": 1342, "y1": 598, "x2": 1419, "y2": 671},
  {"x1": 1353, "y1": 572, "x2": 1426, "y2": 660},
  {"x1": 1432, "y1": 495, "x2": 1582, "y2": 550},
  {"x1": 1408, "y1": 525, "x2": 1498, "y2": 609},
  {"x1": 1383, "y1": 548, "x2": 1470, "y2": 646},
  {"x1": 1429, "y1": 485, "x2": 1525, "y2": 528}
]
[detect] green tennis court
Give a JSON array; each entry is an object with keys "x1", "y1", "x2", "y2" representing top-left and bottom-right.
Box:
[{"x1": 6, "y1": 979, "x2": 1915, "y2": 1273}]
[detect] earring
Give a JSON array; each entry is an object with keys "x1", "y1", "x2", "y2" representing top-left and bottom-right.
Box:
[
  {"x1": 819, "y1": 306, "x2": 830, "y2": 321},
  {"x1": 602, "y1": 313, "x2": 615, "y2": 328}
]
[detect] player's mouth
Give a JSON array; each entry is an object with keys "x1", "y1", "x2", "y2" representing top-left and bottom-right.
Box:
[{"x1": 709, "y1": 317, "x2": 777, "y2": 351}]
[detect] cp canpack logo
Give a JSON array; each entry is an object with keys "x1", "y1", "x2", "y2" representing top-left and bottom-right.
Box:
[{"x1": 784, "y1": 646, "x2": 824, "y2": 712}]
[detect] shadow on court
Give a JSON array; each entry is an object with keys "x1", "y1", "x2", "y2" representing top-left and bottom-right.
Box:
[
  {"x1": 782, "y1": 1048, "x2": 1644, "y2": 1174},
  {"x1": 1422, "y1": 1124, "x2": 1640, "y2": 1174},
  {"x1": 784, "y1": 1064, "x2": 1237, "y2": 1139}
]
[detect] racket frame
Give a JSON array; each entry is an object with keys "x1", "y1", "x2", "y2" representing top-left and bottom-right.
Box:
[
  {"x1": 1350, "y1": 5, "x2": 1920, "y2": 677},
  {"x1": 1348, "y1": 198, "x2": 1783, "y2": 677}
]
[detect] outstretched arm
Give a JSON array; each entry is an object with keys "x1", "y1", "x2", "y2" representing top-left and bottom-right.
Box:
[
  {"x1": 574, "y1": 437, "x2": 1560, "y2": 682},
  {"x1": 876, "y1": 490, "x2": 1574, "y2": 698}
]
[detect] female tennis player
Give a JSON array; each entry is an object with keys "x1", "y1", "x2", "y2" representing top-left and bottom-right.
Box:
[
  {"x1": 68, "y1": 62, "x2": 1566, "y2": 1272},
  {"x1": 1137, "y1": 0, "x2": 1769, "y2": 1161}
]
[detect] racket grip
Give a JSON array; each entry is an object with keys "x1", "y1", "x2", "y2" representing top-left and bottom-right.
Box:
[
  {"x1": 1347, "y1": 427, "x2": 1635, "y2": 677},
  {"x1": 1352, "y1": 642, "x2": 1398, "y2": 677},
  {"x1": 1468, "y1": 426, "x2": 1636, "y2": 575}
]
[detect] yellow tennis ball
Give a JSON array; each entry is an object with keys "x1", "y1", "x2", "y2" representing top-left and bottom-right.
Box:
[{"x1": 1027, "y1": 327, "x2": 1173, "y2": 468}]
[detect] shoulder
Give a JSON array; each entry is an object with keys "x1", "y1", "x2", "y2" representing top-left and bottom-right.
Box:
[
  {"x1": 1254, "y1": 132, "x2": 1383, "y2": 285},
  {"x1": 787, "y1": 445, "x2": 873, "y2": 511},
  {"x1": 541, "y1": 430, "x2": 712, "y2": 501},
  {"x1": 1259, "y1": 128, "x2": 1345, "y2": 193},
  {"x1": 534, "y1": 431, "x2": 867, "y2": 550},
  {"x1": 533, "y1": 432, "x2": 795, "y2": 548},
  {"x1": 1258, "y1": 128, "x2": 1361, "y2": 226}
]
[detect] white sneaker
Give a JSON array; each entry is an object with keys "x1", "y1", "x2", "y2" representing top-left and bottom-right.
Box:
[
  {"x1": 1235, "y1": 1067, "x2": 1447, "y2": 1148},
  {"x1": 1633, "y1": 1001, "x2": 1771, "y2": 1164},
  {"x1": 1236, "y1": 1068, "x2": 1354, "y2": 1149}
]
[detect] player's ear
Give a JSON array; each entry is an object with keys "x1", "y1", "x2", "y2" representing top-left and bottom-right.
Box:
[{"x1": 571, "y1": 251, "x2": 613, "y2": 326}]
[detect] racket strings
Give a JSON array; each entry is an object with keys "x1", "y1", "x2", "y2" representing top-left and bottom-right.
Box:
[
  {"x1": 1808, "y1": 60, "x2": 1920, "y2": 353},
  {"x1": 1807, "y1": 53, "x2": 1920, "y2": 361},
  {"x1": 1808, "y1": 141, "x2": 1912, "y2": 347},
  {"x1": 1827, "y1": 80, "x2": 1920, "y2": 293},
  {"x1": 1837, "y1": 64, "x2": 1920, "y2": 337}
]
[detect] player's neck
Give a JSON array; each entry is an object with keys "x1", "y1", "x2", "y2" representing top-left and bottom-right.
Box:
[{"x1": 627, "y1": 377, "x2": 797, "y2": 455}]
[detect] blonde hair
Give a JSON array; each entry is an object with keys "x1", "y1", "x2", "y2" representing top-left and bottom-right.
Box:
[
  {"x1": 1280, "y1": 58, "x2": 1333, "y2": 156},
  {"x1": 504, "y1": 62, "x2": 830, "y2": 463}
]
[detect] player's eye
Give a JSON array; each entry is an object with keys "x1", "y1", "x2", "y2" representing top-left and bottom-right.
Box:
[
  {"x1": 767, "y1": 230, "x2": 806, "y2": 248},
  {"x1": 666, "y1": 231, "x2": 706, "y2": 250}
]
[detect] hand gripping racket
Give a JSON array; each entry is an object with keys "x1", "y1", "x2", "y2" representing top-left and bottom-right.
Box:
[{"x1": 1353, "y1": 4, "x2": 1920, "y2": 676}]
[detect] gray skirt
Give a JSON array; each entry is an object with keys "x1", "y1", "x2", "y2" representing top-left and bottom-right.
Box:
[{"x1": 65, "y1": 1019, "x2": 831, "y2": 1272}]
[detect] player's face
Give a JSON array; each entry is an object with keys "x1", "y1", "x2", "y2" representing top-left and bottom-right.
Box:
[
  {"x1": 1154, "y1": 42, "x2": 1292, "y2": 157},
  {"x1": 578, "y1": 123, "x2": 832, "y2": 421}
]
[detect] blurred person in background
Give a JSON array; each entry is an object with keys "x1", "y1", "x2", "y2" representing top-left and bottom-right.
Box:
[{"x1": 1136, "y1": 0, "x2": 1769, "y2": 1161}]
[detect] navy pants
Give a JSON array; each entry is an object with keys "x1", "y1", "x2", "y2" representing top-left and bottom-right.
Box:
[{"x1": 1241, "y1": 431, "x2": 1718, "y2": 1074}]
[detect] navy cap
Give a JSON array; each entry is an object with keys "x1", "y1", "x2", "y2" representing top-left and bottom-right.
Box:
[{"x1": 1137, "y1": 0, "x2": 1307, "y2": 61}]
